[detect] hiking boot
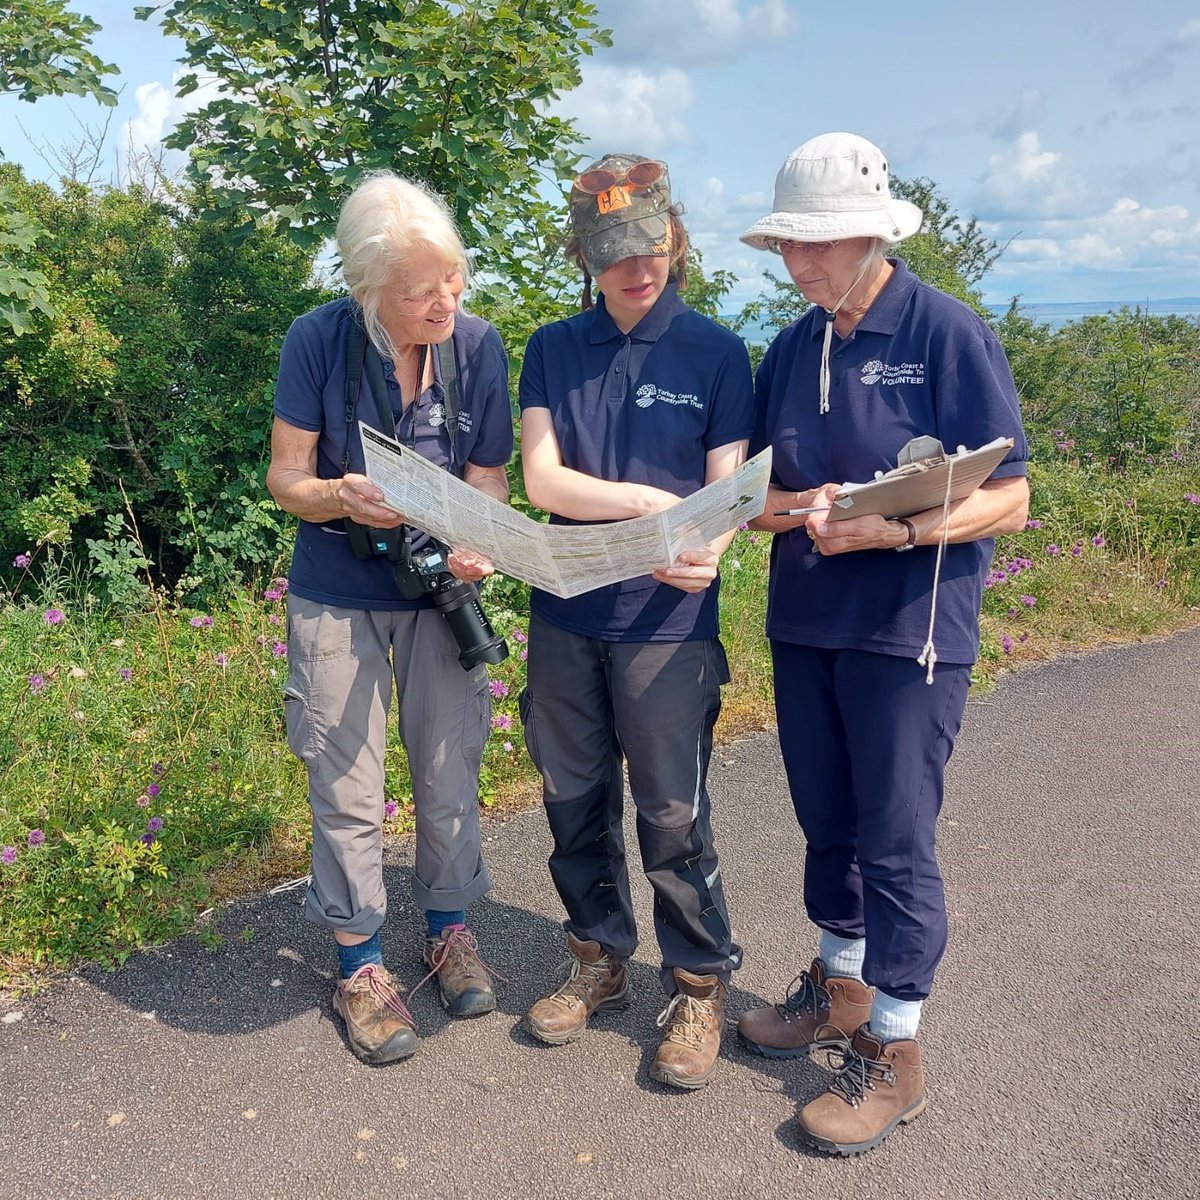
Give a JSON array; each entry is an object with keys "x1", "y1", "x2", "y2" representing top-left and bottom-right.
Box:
[
  {"x1": 416, "y1": 924, "x2": 501, "y2": 1018},
  {"x1": 797, "y1": 1024, "x2": 926, "y2": 1156},
  {"x1": 650, "y1": 968, "x2": 726, "y2": 1089},
  {"x1": 332, "y1": 963, "x2": 419, "y2": 1065},
  {"x1": 526, "y1": 932, "x2": 629, "y2": 1045},
  {"x1": 737, "y1": 958, "x2": 872, "y2": 1059}
]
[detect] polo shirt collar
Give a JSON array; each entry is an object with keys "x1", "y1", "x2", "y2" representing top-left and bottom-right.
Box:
[
  {"x1": 809, "y1": 257, "x2": 918, "y2": 341},
  {"x1": 589, "y1": 280, "x2": 683, "y2": 345}
]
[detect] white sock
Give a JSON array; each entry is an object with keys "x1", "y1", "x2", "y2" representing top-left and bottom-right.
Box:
[
  {"x1": 818, "y1": 930, "x2": 865, "y2": 981},
  {"x1": 870, "y1": 989, "x2": 923, "y2": 1042}
]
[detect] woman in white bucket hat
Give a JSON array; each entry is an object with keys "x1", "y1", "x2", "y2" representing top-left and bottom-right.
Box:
[{"x1": 737, "y1": 133, "x2": 1031, "y2": 1156}]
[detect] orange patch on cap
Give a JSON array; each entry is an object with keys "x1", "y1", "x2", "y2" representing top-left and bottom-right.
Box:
[{"x1": 596, "y1": 185, "x2": 633, "y2": 215}]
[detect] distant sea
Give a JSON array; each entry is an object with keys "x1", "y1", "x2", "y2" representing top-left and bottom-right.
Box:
[{"x1": 731, "y1": 297, "x2": 1200, "y2": 342}]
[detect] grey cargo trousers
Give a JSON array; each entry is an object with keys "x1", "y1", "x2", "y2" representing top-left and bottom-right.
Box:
[{"x1": 284, "y1": 596, "x2": 492, "y2": 938}]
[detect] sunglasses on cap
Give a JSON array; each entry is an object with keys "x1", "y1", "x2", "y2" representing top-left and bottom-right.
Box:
[
  {"x1": 763, "y1": 237, "x2": 840, "y2": 256},
  {"x1": 574, "y1": 159, "x2": 666, "y2": 195}
]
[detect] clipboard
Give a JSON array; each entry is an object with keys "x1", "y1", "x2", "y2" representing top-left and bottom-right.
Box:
[{"x1": 826, "y1": 436, "x2": 1016, "y2": 521}]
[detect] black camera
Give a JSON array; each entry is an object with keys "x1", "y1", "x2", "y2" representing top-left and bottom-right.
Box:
[{"x1": 346, "y1": 521, "x2": 508, "y2": 670}]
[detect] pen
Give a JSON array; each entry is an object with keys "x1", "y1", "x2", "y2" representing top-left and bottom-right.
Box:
[{"x1": 773, "y1": 505, "x2": 831, "y2": 516}]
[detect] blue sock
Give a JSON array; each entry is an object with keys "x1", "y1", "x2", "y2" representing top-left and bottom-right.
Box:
[
  {"x1": 426, "y1": 909, "x2": 466, "y2": 938},
  {"x1": 336, "y1": 931, "x2": 383, "y2": 979}
]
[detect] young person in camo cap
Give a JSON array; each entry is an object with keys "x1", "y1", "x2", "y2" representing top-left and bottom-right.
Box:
[{"x1": 517, "y1": 153, "x2": 754, "y2": 1088}]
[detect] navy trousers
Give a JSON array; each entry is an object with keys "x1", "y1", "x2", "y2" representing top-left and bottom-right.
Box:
[
  {"x1": 521, "y1": 615, "x2": 743, "y2": 991},
  {"x1": 772, "y1": 641, "x2": 971, "y2": 1002}
]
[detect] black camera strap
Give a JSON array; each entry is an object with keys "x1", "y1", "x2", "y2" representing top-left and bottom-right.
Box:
[{"x1": 342, "y1": 314, "x2": 460, "y2": 474}]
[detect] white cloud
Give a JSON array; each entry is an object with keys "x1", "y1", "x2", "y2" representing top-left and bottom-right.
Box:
[
  {"x1": 995, "y1": 197, "x2": 1196, "y2": 272},
  {"x1": 596, "y1": 0, "x2": 796, "y2": 65},
  {"x1": 975, "y1": 131, "x2": 1087, "y2": 219},
  {"x1": 117, "y1": 69, "x2": 223, "y2": 178},
  {"x1": 556, "y1": 64, "x2": 696, "y2": 152}
]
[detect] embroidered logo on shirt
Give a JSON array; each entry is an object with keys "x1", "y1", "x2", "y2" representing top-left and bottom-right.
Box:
[
  {"x1": 634, "y1": 383, "x2": 703, "y2": 410},
  {"x1": 428, "y1": 402, "x2": 446, "y2": 428},
  {"x1": 860, "y1": 359, "x2": 926, "y2": 386}
]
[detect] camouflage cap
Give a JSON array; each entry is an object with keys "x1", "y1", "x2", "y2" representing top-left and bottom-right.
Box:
[{"x1": 570, "y1": 153, "x2": 672, "y2": 275}]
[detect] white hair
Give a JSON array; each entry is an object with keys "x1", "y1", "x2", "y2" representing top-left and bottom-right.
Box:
[{"x1": 336, "y1": 171, "x2": 469, "y2": 361}]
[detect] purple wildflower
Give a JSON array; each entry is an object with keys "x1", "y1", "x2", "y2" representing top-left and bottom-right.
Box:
[
  {"x1": 136, "y1": 794, "x2": 150, "y2": 808},
  {"x1": 519, "y1": 648, "x2": 528, "y2": 662},
  {"x1": 384, "y1": 801, "x2": 398, "y2": 819},
  {"x1": 152, "y1": 762, "x2": 165, "y2": 777},
  {"x1": 29, "y1": 674, "x2": 46, "y2": 693},
  {"x1": 147, "y1": 784, "x2": 160, "y2": 798},
  {"x1": 1018, "y1": 632, "x2": 1030, "y2": 644},
  {"x1": 1124, "y1": 498, "x2": 1135, "y2": 508},
  {"x1": 44, "y1": 608, "x2": 65, "y2": 625},
  {"x1": 139, "y1": 832, "x2": 156, "y2": 847},
  {"x1": 1155, "y1": 579, "x2": 1168, "y2": 589},
  {"x1": 1184, "y1": 493, "x2": 1200, "y2": 505},
  {"x1": 1, "y1": 846, "x2": 17, "y2": 865},
  {"x1": 27, "y1": 829, "x2": 45, "y2": 847},
  {"x1": 269, "y1": 614, "x2": 281, "y2": 626},
  {"x1": 503, "y1": 741, "x2": 514, "y2": 752},
  {"x1": 119, "y1": 667, "x2": 133, "y2": 682},
  {"x1": 748, "y1": 534, "x2": 760, "y2": 544},
  {"x1": 489, "y1": 680, "x2": 509, "y2": 699},
  {"x1": 13, "y1": 552, "x2": 31, "y2": 569},
  {"x1": 1024, "y1": 519, "x2": 1042, "y2": 530},
  {"x1": 1070, "y1": 544, "x2": 1082, "y2": 558},
  {"x1": 1046, "y1": 544, "x2": 1061, "y2": 557},
  {"x1": 271, "y1": 641, "x2": 288, "y2": 658},
  {"x1": 1020, "y1": 595, "x2": 1037, "y2": 608},
  {"x1": 1007, "y1": 607, "x2": 1018, "y2": 617},
  {"x1": 189, "y1": 616, "x2": 205, "y2": 628},
  {"x1": 264, "y1": 587, "x2": 282, "y2": 602},
  {"x1": 1091, "y1": 535, "x2": 1105, "y2": 548},
  {"x1": 146, "y1": 817, "x2": 164, "y2": 834},
  {"x1": 511, "y1": 629, "x2": 528, "y2": 644},
  {"x1": 1001, "y1": 634, "x2": 1014, "y2": 655},
  {"x1": 214, "y1": 653, "x2": 229, "y2": 667},
  {"x1": 738, "y1": 522, "x2": 749, "y2": 531},
  {"x1": 492, "y1": 714, "x2": 513, "y2": 732}
]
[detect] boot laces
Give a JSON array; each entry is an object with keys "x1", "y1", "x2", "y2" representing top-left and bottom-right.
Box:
[
  {"x1": 811, "y1": 1032, "x2": 896, "y2": 1109},
  {"x1": 775, "y1": 967, "x2": 830, "y2": 1022},
  {"x1": 342, "y1": 963, "x2": 417, "y2": 1029},
  {"x1": 547, "y1": 950, "x2": 617, "y2": 1009},
  {"x1": 410, "y1": 924, "x2": 507, "y2": 1001},
  {"x1": 655, "y1": 992, "x2": 713, "y2": 1048}
]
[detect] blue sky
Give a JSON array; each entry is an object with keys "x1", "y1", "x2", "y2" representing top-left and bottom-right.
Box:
[{"x1": 4, "y1": 1, "x2": 1199, "y2": 309}]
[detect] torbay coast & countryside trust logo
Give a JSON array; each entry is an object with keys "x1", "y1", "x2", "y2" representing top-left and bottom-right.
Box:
[
  {"x1": 634, "y1": 383, "x2": 704, "y2": 410},
  {"x1": 860, "y1": 359, "x2": 926, "y2": 386}
]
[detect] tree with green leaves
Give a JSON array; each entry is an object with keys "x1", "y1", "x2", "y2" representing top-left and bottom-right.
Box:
[
  {"x1": 140, "y1": 0, "x2": 607, "y2": 261},
  {"x1": 0, "y1": 0, "x2": 117, "y2": 106},
  {"x1": 1, "y1": 0, "x2": 119, "y2": 334}
]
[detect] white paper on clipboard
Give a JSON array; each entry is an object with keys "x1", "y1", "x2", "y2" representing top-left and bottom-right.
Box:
[{"x1": 826, "y1": 436, "x2": 1016, "y2": 522}]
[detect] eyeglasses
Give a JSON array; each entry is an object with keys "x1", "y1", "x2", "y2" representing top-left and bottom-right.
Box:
[
  {"x1": 763, "y1": 238, "x2": 840, "y2": 256},
  {"x1": 574, "y1": 159, "x2": 666, "y2": 195}
]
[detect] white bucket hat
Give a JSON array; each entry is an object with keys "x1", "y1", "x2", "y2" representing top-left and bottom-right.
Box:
[{"x1": 741, "y1": 132, "x2": 923, "y2": 250}]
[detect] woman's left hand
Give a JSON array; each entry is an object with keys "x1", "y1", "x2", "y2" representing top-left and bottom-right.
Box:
[
  {"x1": 808, "y1": 512, "x2": 903, "y2": 555},
  {"x1": 653, "y1": 546, "x2": 720, "y2": 593},
  {"x1": 448, "y1": 549, "x2": 495, "y2": 582}
]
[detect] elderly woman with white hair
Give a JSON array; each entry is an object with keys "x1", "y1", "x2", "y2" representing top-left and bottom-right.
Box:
[
  {"x1": 737, "y1": 134, "x2": 1029, "y2": 1154},
  {"x1": 267, "y1": 172, "x2": 513, "y2": 1065}
]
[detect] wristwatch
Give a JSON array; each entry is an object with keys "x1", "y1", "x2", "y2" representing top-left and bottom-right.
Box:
[{"x1": 893, "y1": 518, "x2": 918, "y2": 552}]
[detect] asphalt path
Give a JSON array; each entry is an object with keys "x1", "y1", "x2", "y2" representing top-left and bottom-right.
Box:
[{"x1": 3, "y1": 630, "x2": 1199, "y2": 1200}]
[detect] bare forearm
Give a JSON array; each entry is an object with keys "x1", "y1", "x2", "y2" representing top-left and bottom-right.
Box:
[
  {"x1": 526, "y1": 463, "x2": 678, "y2": 522},
  {"x1": 905, "y1": 476, "x2": 1030, "y2": 546},
  {"x1": 267, "y1": 465, "x2": 350, "y2": 524}
]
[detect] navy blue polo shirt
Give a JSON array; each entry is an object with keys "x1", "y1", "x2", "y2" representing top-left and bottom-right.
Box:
[
  {"x1": 751, "y1": 259, "x2": 1028, "y2": 664},
  {"x1": 519, "y1": 282, "x2": 754, "y2": 641},
  {"x1": 274, "y1": 297, "x2": 513, "y2": 610}
]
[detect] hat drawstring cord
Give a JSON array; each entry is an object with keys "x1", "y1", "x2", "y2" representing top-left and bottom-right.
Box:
[
  {"x1": 916, "y1": 457, "x2": 956, "y2": 685},
  {"x1": 818, "y1": 250, "x2": 876, "y2": 415}
]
